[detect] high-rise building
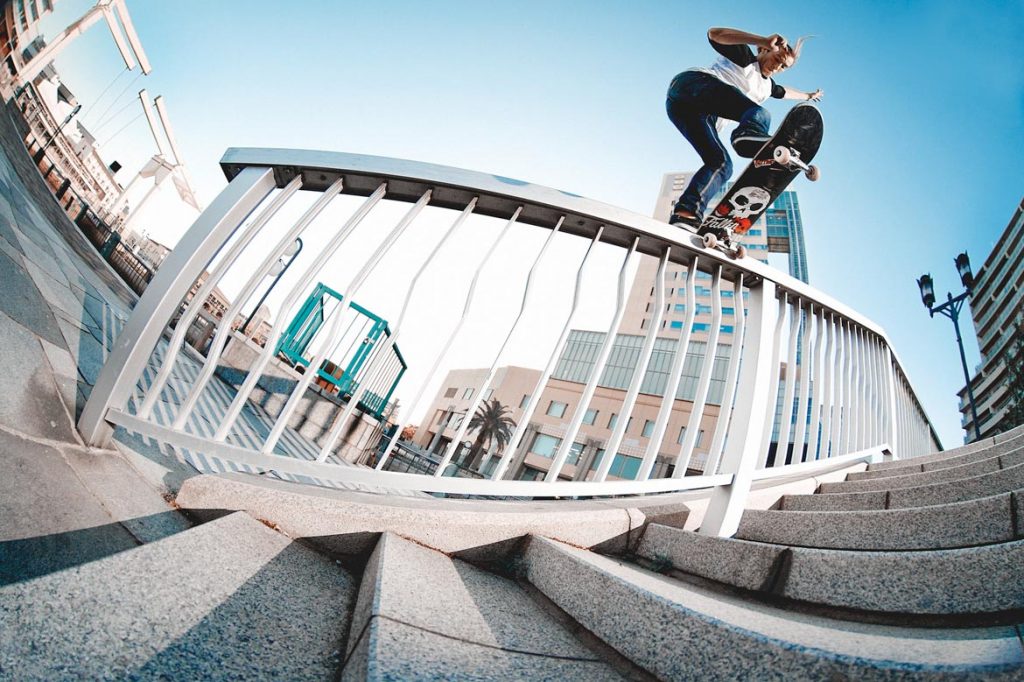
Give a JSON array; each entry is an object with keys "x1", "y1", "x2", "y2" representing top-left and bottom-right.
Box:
[
  {"x1": 959, "y1": 196, "x2": 1024, "y2": 438},
  {"x1": 414, "y1": 172, "x2": 815, "y2": 481},
  {"x1": 624, "y1": 172, "x2": 809, "y2": 336}
]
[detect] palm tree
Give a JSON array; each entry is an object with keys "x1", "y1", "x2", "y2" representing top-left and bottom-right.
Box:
[{"x1": 465, "y1": 399, "x2": 516, "y2": 471}]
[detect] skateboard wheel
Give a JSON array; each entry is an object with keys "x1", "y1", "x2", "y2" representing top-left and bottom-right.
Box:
[
  {"x1": 736, "y1": 245, "x2": 747, "y2": 259},
  {"x1": 806, "y1": 165, "x2": 820, "y2": 182},
  {"x1": 773, "y1": 146, "x2": 792, "y2": 165},
  {"x1": 702, "y1": 233, "x2": 718, "y2": 249}
]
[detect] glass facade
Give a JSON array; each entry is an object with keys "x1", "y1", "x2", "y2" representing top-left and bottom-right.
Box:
[{"x1": 552, "y1": 330, "x2": 732, "y2": 405}]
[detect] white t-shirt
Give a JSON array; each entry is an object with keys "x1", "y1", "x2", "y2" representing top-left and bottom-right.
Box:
[{"x1": 691, "y1": 38, "x2": 786, "y2": 105}]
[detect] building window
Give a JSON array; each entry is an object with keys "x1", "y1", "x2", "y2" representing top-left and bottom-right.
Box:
[
  {"x1": 608, "y1": 413, "x2": 618, "y2": 429},
  {"x1": 451, "y1": 414, "x2": 464, "y2": 429},
  {"x1": 721, "y1": 325, "x2": 735, "y2": 334},
  {"x1": 444, "y1": 387, "x2": 457, "y2": 398},
  {"x1": 520, "y1": 394, "x2": 530, "y2": 409},
  {"x1": 583, "y1": 408, "x2": 599, "y2": 425},
  {"x1": 590, "y1": 450, "x2": 642, "y2": 480},
  {"x1": 546, "y1": 400, "x2": 568, "y2": 418},
  {"x1": 692, "y1": 323, "x2": 710, "y2": 332},
  {"x1": 530, "y1": 433, "x2": 560, "y2": 458},
  {"x1": 518, "y1": 468, "x2": 543, "y2": 481},
  {"x1": 679, "y1": 427, "x2": 706, "y2": 446},
  {"x1": 435, "y1": 410, "x2": 447, "y2": 425},
  {"x1": 483, "y1": 388, "x2": 494, "y2": 401},
  {"x1": 670, "y1": 320, "x2": 683, "y2": 330},
  {"x1": 462, "y1": 388, "x2": 474, "y2": 400},
  {"x1": 642, "y1": 419, "x2": 655, "y2": 438}
]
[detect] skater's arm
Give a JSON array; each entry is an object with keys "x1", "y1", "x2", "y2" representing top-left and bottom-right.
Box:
[
  {"x1": 778, "y1": 85, "x2": 824, "y2": 101},
  {"x1": 708, "y1": 27, "x2": 785, "y2": 51}
]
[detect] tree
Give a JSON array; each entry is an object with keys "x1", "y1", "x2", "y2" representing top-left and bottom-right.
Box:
[
  {"x1": 1000, "y1": 324, "x2": 1024, "y2": 433},
  {"x1": 464, "y1": 399, "x2": 516, "y2": 471}
]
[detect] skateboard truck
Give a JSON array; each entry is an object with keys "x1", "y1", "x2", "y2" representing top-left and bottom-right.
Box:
[
  {"x1": 773, "y1": 146, "x2": 820, "y2": 182},
  {"x1": 700, "y1": 229, "x2": 746, "y2": 259}
]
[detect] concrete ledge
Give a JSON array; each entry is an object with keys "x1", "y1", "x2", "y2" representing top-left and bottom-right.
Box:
[
  {"x1": 782, "y1": 540, "x2": 1024, "y2": 615},
  {"x1": 342, "y1": 533, "x2": 620, "y2": 681},
  {"x1": 853, "y1": 434, "x2": 1024, "y2": 481},
  {"x1": 0, "y1": 512, "x2": 355, "y2": 680},
  {"x1": 175, "y1": 473, "x2": 690, "y2": 561},
  {"x1": 888, "y1": 461, "x2": 1024, "y2": 509},
  {"x1": 779, "y1": 489, "x2": 888, "y2": 511},
  {"x1": 785, "y1": 462, "x2": 1024, "y2": 512},
  {"x1": 524, "y1": 536, "x2": 1024, "y2": 678},
  {"x1": 868, "y1": 437, "x2": 996, "y2": 472},
  {"x1": 820, "y1": 455, "x2": 1004, "y2": 494},
  {"x1": 637, "y1": 523, "x2": 784, "y2": 591},
  {"x1": 635, "y1": 524, "x2": 1024, "y2": 616},
  {"x1": 737, "y1": 492, "x2": 1021, "y2": 550}
]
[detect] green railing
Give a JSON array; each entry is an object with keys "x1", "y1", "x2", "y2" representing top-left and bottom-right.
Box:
[{"x1": 276, "y1": 282, "x2": 406, "y2": 420}]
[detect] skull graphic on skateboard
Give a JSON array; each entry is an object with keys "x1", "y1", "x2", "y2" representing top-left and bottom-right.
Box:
[{"x1": 699, "y1": 103, "x2": 824, "y2": 259}]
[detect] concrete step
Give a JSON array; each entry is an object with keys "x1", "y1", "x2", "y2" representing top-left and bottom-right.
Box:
[
  {"x1": 635, "y1": 523, "x2": 1024, "y2": 618},
  {"x1": 341, "y1": 532, "x2": 626, "y2": 681},
  {"x1": 851, "y1": 432, "x2": 1024, "y2": 482},
  {"x1": 523, "y1": 535, "x2": 1024, "y2": 679},
  {"x1": 819, "y1": 445, "x2": 1023, "y2": 494},
  {"x1": 737, "y1": 491, "x2": 1023, "y2": 550},
  {"x1": 0, "y1": 512, "x2": 357, "y2": 680},
  {"x1": 868, "y1": 423, "x2": 1024, "y2": 472},
  {"x1": 780, "y1": 459, "x2": 1024, "y2": 511}
]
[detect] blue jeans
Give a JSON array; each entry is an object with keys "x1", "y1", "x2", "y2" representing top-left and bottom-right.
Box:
[{"x1": 666, "y1": 71, "x2": 771, "y2": 217}]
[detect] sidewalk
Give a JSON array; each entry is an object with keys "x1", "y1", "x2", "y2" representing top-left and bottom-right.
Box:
[{"x1": 0, "y1": 101, "x2": 193, "y2": 586}]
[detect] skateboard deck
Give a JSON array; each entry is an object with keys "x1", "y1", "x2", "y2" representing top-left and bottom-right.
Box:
[{"x1": 699, "y1": 103, "x2": 824, "y2": 258}]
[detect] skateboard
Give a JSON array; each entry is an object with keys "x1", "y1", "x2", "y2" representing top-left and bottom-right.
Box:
[{"x1": 699, "y1": 103, "x2": 824, "y2": 259}]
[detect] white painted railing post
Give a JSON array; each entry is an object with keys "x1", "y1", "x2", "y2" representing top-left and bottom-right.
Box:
[
  {"x1": 883, "y1": 346, "x2": 900, "y2": 457},
  {"x1": 700, "y1": 279, "x2": 778, "y2": 538},
  {"x1": 78, "y1": 166, "x2": 276, "y2": 446}
]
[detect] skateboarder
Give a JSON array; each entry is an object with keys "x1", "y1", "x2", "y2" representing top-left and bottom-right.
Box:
[{"x1": 667, "y1": 27, "x2": 823, "y2": 228}]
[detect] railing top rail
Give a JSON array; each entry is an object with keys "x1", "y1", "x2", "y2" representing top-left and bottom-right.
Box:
[
  {"x1": 219, "y1": 147, "x2": 939, "y2": 446},
  {"x1": 220, "y1": 149, "x2": 854, "y2": 318}
]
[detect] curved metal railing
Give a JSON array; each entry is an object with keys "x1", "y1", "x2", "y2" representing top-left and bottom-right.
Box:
[{"x1": 77, "y1": 148, "x2": 941, "y2": 536}]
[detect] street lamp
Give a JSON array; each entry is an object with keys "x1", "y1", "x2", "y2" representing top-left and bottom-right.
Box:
[
  {"x1": 240, "y1": 238, "x2": 303, "y2": 338},
  {"x1": 38, "y1": 103, "x2": 82, "y2": 157},
  {"x1": 916, "y1": 251, "x2": 981, "y2": 440}
]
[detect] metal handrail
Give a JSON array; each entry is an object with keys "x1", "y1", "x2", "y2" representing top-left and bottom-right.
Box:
[{"x1": 78, "y1": 148, "x2": 942, "y2": 536}]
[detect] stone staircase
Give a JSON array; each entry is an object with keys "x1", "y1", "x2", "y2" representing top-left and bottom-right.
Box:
[
  {"x1": 1, "y1": 91, "x2": 1023, "y2": 678},
  {"x1": 4, "y1": 426, "x2": 1022, "y2": 679}
]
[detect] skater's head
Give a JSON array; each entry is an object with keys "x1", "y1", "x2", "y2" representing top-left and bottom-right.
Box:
[{"x1": 757, "y1": 35, "x2": 812, "y2": 77}]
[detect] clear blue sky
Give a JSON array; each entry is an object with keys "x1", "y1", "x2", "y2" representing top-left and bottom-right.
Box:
[{"x1": 41, "y1": 0, "x2": 1024, "y2": 447}]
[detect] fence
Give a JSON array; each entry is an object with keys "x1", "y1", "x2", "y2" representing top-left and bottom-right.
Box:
[{"x1": 76, "y1": 148, "x2": 941, "y2": 536}]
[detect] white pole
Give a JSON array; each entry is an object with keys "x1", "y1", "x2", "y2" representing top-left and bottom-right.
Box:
[
  {"x1": 700, "y1": 280, "x2": 779, "y2": 537},
  {"x1": 674, "y1": 264, "x2": 724, "y2": 476},
  {"x1": 637, "y1": 254, "x2": 699, "y2": 482},
  {"x1": 324, "y1": 201, "x2": 478, "y2": 464},
  {"x1": 489, "y1": 228, "x2": 605, "y2": 481},
  {"x1": 78, "y1": 166, "x2": 276, "y2": 446},
  {"x1": 704, "y1": 273, "x2": 746, "y2": 475},
  {"x1": 545, "y1": 237, "x2": 638, "y2": 483},
  {"x1": 594, "y1": 247, "x2": 670, "y2": 482}
]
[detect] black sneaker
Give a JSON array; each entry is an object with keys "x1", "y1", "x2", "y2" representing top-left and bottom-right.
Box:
[
  {"x1": 669, "y1": 211, "x2": 701, "y2": 230},
  {"x1": 731, "y1": 133, "x2": 771, "y2": 158}
]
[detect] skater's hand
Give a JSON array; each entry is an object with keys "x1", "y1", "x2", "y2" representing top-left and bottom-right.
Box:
[
  {"x1": 806, "y1": 89, "x2": 824, "y2": 101},
  {"x1": 764, "y1": 33, "x2": 787, "y2": 51}
]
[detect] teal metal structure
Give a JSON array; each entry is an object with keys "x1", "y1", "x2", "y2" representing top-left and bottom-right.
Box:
[{"x1": 276, "y1": 283, "x2": 406, "y2": 420}]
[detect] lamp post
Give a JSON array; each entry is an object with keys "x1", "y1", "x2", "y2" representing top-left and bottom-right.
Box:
[
  {"x1": 916, "y1": 251, "x2": 982, "y2": 441},
  {"x1": 240, "y1": 238, "x2": 303, "y2": 339},
  {"x1": 36, "y1": 103, "x2": 82, "y2": 159}
]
